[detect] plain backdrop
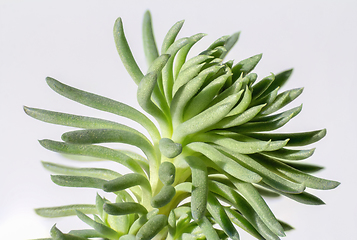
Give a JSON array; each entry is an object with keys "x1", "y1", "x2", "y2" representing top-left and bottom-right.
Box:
[{"x1": 1, "y1": 1, "x2": 356, "y2": 239}]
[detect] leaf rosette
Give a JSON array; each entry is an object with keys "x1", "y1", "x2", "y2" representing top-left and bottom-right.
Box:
[{"x1": 26, "y1": 10, "x2": 339, "y2": 240}]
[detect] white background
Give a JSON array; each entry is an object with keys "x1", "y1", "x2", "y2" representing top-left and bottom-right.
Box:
[{"x1": 1, "y1": 1, "x2": 356, "y2": 239}]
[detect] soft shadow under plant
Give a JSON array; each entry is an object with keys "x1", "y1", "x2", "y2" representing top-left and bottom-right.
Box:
[{"x1": 25, "y1": 10, "x2": 339, "y2": 240}]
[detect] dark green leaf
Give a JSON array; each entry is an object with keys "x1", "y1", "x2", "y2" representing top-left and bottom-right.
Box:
[
  {"x1": 264, "y1": 69, "x2": 293, "y2": 94},
  {"x1": 232, "y1": 54, "x2": 262, "y2": 80},
  {"x1": 151, "y1": 185, "x2": 176, "y2": 208},
  {"x1": 103, "y1": 202, "x2": 148, "y2": 215}
]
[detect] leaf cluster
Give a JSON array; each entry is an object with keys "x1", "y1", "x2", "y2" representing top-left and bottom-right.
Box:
[{"x1": 27, "y1": 10, "x2": 339, "y2": 240}]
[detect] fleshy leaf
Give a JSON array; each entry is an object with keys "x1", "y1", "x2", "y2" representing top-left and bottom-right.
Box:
[
  {"x1": 206, "y1": 193, "x2": 240, "y2": 240},
  {"x1": 76, "y1": 210, "x2": 120, "y2": 239},
  {"x1": 184, "y1": 156, "x2": 208, "y2": 221},
  {"x1": 159, "y1": 161, "x2": 176, "y2": 185},
  {"x1": 103, "y1": 202, "x2": 148, "y2": 215},
  {"x1": 142, "y1": 10, "x2": 159, "y2": 66},
  {"x1": 136, "y1": 214, "x2": 168, "y2": 240},
  {"x1": 113, "y1": 17, "x2": 143, "y2": 84},
  {"x1": 35, "y1": 204, "x2": 97, "y2": 218},
  {"x1": 51, "y1": 175, "x2": 107, "y2": 189},
  {"x1": 151, "y1": 185, "x2": 176, "y2": 208},
  {"x1": 46, "y1": 77, "x2": 160, "y2": 142}
]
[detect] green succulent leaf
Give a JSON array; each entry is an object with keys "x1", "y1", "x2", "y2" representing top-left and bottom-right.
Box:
[
  {"x1": 260, "y1": 87, "x2": 303, "y2": 116},
  {"x1": 261, "y1": 147, "x2": 316, "y2": 161},
  {"x1": 69, "y1": 229, "x2": 105, "y2": 239},
  {"x1": 209, "y1": 181, "x2": 279, "y2": 240},
  {"x1": 244, "y1": 129, "x2": 327, "y2": 147},
  {"x1": 196, "y1": 217, "x2": 220, "y2": 240},
  {"x1": 137, "y1": 56, "x2": 169, "y2": 123},
  {"x1": 159, "y1": 138, "x2": 182, "y2": 158},
  {"x1": 46, "y1": 77, "x2": 160, "y2": 142},
  {"x1": 136, "y1": 214, "x2": 168, "y2": 240},
  {"x1": 225, "y1": 207, "x2": 264, "y2": 240},
  {"x1": 172, "y1": 92, "x2": 241, "y2": 143},
  {"x1": 184, "y1": 156, "x2": 208, "y2": 221},
  {"x1": 171, "y1": 65, "x2": 224, "y2": 127},
  {"x1": 161, "y1": 19, "x2": 185, "y2": 54},
  {"x1": 216, "y1": 146, "x2": 306, "y2": 193},
  {"x1": 232, "y1": 54, "x2": 262, "y2": 80},
  {"x1": 61, "y1": 129, "x2": 155, "y2": 161},
  {"x1": 264, "y1": 69, "x2": 293, "y2": 94},
  {"x1": 217, "y1": 104, "x2": 266, "y2": 128},
  {"x1": 230, "y1": 179, "x2": 285, "y2": 237},
  {"x1": 51, "y1": 175, "x2": 107, "y2": 189},
  {"x1": 251, "y1": 154, "x2": 340, "y2": 190},
  {"x1": 174, "y1": 33, "x2": 207, "y2": 79},
  {"x1": 39, "y1": 140, "x2": 147, "y2": 176},
  {"x1": 76, "y1": 210, "x2": 120, "y2": 239},
  {"x1": 251, "y1": 74, "x2": 275, "y2": 100},
  {"x1": 142, "y1": 10, "x2": 159, "y2": 66},
  {"x1": 50, "y1": 225, "x2": 89, "y2": 240},
  {"x1": 113, "y1": 17, "x2": 143, "y2": 85},
  {"x1": 35, "y1": 204, "x2": 97, "y2": 218},
  {"x1": 102, "y1": 173, "x2": 151, "y2": 193},
  {"x1": 103, "y1": 202, "x2": 148, "y2": 215},
  {"x1": 24, "y1": 106, "x2": 134, "y2": 131},
  {"x1": 206, "y1": 193, "x2": 240, "y2": 240},
  {"x1": 151, "y1": 185, "x2": 176, "y2": 208},
  {"x1": 128, "y1": 209, "x2": 159, "y2": 235},
  {"x1": 158, "y1": 161, "x2": 176, "y2": 185},
  {"x1": 42, "y1": 161, "x2": 121, "y2": 180},
  {"x1": 187, "y1": 142, "x2": 262, "y2": 183}
]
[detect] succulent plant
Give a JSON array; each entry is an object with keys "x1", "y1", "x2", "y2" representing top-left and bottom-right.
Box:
[{"x1": 25, "y1": 10, "x2": 339, "y2": 240}]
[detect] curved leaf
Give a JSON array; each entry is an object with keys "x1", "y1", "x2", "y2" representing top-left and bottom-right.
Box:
[
  {"x1": 142, "y1": 11, "x2": 159, "y2": 66},
  {"x1": 186, "y1": 142, "x2": 262, "y2": 183},
  {"x1": 216, "y1": 146, "x2": 305, "y2": 194},
  {"x1": 172, "y1": 92, "x2": 240, "y2": 143},
  {"x1": 61, "y1": 129, "x2": 156, "y2": 162},
  {"x1": 206, "y1": 193, "x2": 240, "y2": 240},
  {"x1": 136, "y1": 214, "x2": 168, "y2": 240},
  {"x1": 151, "y1": 185, "x2": 176, "y2": 208},
  {"x1": 103, "y1": 202, "x2": 148, "y2": 215},
  {"x1": 46, "y1": 77, "x2": 160, "y2": 142},
  {"x1": 232, "y1": 53, "x2": 262, "y2": 80},
  {"x1": 159, "y1": 161, "x2": 176, "y2": 185},
  {"x1": 113, "y1": 17, "x2": 143, "y2": 84},
  {"x1": 184, "y1": 156, "x2": 208, "y2": 221},
  {"x1": 39, "y1": 140, "x2": 147, "y2": 176},
  {"x1": 76, "y1": 210, "x2": 120, "y2": 239}
]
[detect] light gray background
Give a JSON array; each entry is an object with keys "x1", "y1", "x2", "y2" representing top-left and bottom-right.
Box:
[{"x1": 1, "y1": 1, "x2": 356, "y2": 239}]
